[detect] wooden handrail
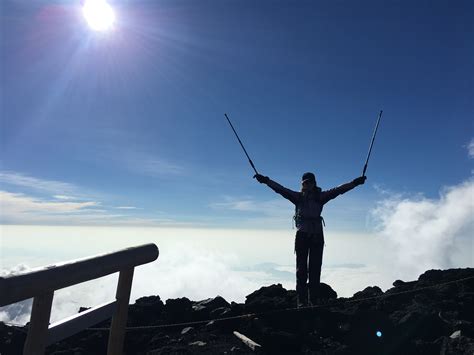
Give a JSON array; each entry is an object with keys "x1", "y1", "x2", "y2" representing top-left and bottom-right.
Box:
[
  {"x1": 0, "y1": 243, "x2": 159, "y2": 355},
  {"x1": 0, "y1": 243, "x2": 159, "y2": 306}
]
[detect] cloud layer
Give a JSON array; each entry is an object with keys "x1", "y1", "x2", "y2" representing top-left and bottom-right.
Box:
[
  {"x1": 372, "y1": 179, "x2": 474, "y2": 279},
  {"x1": 0, "y1": 246, "x2": 290, "y2": 325}
]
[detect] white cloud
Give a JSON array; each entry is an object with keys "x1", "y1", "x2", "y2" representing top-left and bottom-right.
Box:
[
  {"x1": 468, "y1": 138, "x2": 474, "y2": 159},
  {"x1": 211, "y1": 196, "x2": 259, "y2": 211},
  {"x1": 0, "y1": 191, "x2": 111, "y2": 225},
  {"x1": 0, "y1": 191, "x2": 99, "y2": 215},
  {"x1": 0, "y1": 190, "x2": 195, "y2": 227},
  {"x1": 0, "y1": 264, "x2": 31, "y2": 277},
  {"x1": 131, "y1": 246, "x2": 270, "y2": 303},
  {"x1": 137, "y1": 157, "x2": 184, "y2": 176},
  {"x1": 209, "y1": 196, "x2": 295, "y2": 228},
  {"x1": 0, "y1": 171, "x2": 191, "y2": 226},
  {"x1": 371, "y1": 179, "x2": 474, "y2": 280},
  {"x1": 211, "y1": 196, "x2": 293, "y2": 216},
  {"x1": 323, "y1": 265, "x2": 392, "y2": 297},
  {"x1": 53, "y1": 195, "x2": 76, "y2": 200},
  {"x1": 0, "y1": 171, "x2": 78, "y2": 195},
  {"x1": 103, "y1": 149, "x2": 185, "y2": 177}
]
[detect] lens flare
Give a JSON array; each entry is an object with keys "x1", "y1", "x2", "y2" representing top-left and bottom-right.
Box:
[{"x1": 82, "y1": 0, "x2": 116, "y2": 31}]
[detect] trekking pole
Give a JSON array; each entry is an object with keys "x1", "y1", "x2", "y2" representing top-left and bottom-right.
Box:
[
  {"x1": 224, "y1": 113, "x2": 259, "y2": 176},
  {"x1": 362, "y1": 110, "x2": 383, "y2": 177}
]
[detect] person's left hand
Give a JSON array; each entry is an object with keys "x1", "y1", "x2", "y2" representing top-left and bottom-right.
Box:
[{"x1": 352, "y1": 176, "x2": 367, "y2": 186}]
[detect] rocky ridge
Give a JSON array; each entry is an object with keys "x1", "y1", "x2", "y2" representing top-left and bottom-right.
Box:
[{"x1": 1, "y1": 268, "x2": 473, "y2": 354}]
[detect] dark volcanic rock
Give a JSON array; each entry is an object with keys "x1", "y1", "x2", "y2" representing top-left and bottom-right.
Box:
[
  {"x1": 396, "y1": 311, "x2": 448, "y2": 341},
  {"x1": 0, "y1": 322, "x2": 26, "y2": 355},
  {"x1": 418, "y1": 268, "x2": 474, "y2": 285},
  {"x1": 352, "y1": 285, "x2": 383, "y2": 299},
  {"x1": 244, "y1": 284, "x2": 293, "y2": 312},
  {"x1": 392, "y1": 279, "x2": 405, "y2": 287},
  {"x1": 164, "y1": 298, "x2": 193, "y2": 322},
  {"x1": 440, "y1": 335, "x2": 474, "y2": 354},
  {"x1": 318, "y1": 282, "x2": 338, "y2": 300},
  {"x1": 129, "y1": 295, "x2": 165, "y2": 326},
  {"x1": 344, "y1": 309, "x2": 396, "y2": 355},
  {"x1": 192, "y1": 296, "x2": 230, "y2": 319},
  {"x1": 193, "y1": 296, "x2": 229, "y2": 311},
  {"x1": 419, "y1": 269, "x2": 446, "y2": 283},
  {"x1": 209, "y1": 306, "x2": 232, "y2": 318},
  {"x1": 51, "y1": 331, "x2": 108, "y2": 355},
  {"x1": 1, "y1": 267, "x2": 473, "y2": 355}
]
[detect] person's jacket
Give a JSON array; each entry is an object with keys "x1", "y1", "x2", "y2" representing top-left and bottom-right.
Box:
[{"x1": 265, "y1": 179, "x2": 357, "y2": 234}]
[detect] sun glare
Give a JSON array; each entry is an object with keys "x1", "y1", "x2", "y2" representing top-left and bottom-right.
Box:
[{"x1": 82, "y1": 0, "x2": 116, "y2": 31}]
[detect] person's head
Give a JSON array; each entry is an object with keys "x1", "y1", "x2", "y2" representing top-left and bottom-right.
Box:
[{"x1": 301, "y1": 172, "x2": 317, "y2": 192}]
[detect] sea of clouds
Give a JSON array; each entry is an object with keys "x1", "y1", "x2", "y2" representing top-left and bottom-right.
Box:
[
  {"x1": 371, "y1": 178, "x2": 473, "y2": 281},
  {"x1": 1, "y1": 178, "x2": 473, "y2": 326}
]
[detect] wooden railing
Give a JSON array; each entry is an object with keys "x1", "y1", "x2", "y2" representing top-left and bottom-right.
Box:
[{"x1": 0, "y1": 243, "x2": 159, "y2": 355}]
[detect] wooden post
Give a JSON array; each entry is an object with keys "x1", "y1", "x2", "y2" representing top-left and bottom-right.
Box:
[
  {"x1": 107, "y1": 267, "x2": 134, "y2": 355},
  {"x1": 1, "y1": 244, "x2": 158, "y2": 307},
  {"x1": 0, "y1": 244, "x2": 159, "y2": 353},
  {"x1": 47, "y1": 301, "x2": 117, "y2": 346},
  {"x1": 23, "y1": 291, "x2": 54, "y2": 355}
]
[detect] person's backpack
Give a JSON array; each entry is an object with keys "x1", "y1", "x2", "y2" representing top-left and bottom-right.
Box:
[{"x1": 293, "y1": 187, "x2": 323, "y2": 228}]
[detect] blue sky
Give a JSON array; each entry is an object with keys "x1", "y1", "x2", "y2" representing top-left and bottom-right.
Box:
[{"x1": 1, "y1": 0, "x2": 473, "y2": 230}]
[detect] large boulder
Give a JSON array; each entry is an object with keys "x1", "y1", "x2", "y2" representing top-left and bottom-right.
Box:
[
  {"x1": 129, "y1": 295, "x2": 164, "y2": 326},
  {"x1": 244, "y1": 284, "x2": 293, "y2": 312},
  {"x1": 318, "y1": 282, "x2": 338, "y2": 301},
  {"x1": 418, "y1": 269, "x2": 445, "y2": 283},
  {"x1": 164, "y1": 297, "x2": 193, "y2": 322},
  {"x1": 352, "y1": 286, "x2": 383, "y2": 299},
  {"x1": 192, "y1": 296, "x2": 230, "y2": 319},
  {"x1": 396, "y1": 311, "x2": 448, "y2": 342}
]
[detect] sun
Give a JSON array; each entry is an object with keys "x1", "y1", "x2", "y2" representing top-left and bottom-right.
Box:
[{"x1": 82, "y1": 0, "x2": 116, "y2": 32}]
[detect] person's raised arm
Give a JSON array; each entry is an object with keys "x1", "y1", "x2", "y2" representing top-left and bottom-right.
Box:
[
  {"x1": 321, "y1": 176, "x2": 366, "y2": 204},
  {"x1": 255, "y1": 174, "x2": 299, "y2": 204}
]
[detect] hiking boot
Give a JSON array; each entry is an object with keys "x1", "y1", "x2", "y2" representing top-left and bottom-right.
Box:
[
  {"x1": 297, "y1": 300, "x2": 308, "y2": 308},
  {"x1": 297, "y1": 294, "x2": 308, "y2": 308}
]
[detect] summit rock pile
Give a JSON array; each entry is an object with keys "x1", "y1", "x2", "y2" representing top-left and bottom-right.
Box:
[{"x1": 1, "y1": 268, "x2": 473, "y2": 354}]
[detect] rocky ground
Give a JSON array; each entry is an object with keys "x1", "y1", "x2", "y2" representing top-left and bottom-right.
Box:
[{"x1": 1, "y1": 268, "x2": 473, "y2": 354}]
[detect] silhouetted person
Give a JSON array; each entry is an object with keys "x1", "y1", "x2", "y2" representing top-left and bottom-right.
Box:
[{"x1": 255, "y1": 172, "x2": 366, "y2": 308}]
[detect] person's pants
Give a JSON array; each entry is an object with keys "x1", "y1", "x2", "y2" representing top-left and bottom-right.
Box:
[{"x1": 295, "y1": 230, "x2": 324, "y2": 306}]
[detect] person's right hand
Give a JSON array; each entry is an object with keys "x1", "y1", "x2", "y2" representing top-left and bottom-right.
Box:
[
  {"x1": 352, "y1": 176, "x2": 367, "y2": 186},
  {"x1": 254, "y1": 174, "x2": 269, "y2": 184}
]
